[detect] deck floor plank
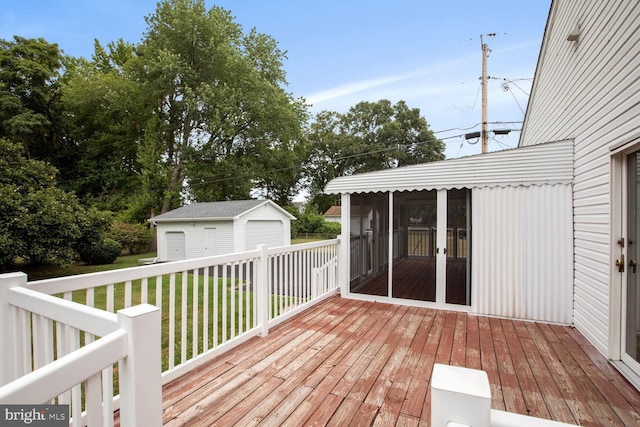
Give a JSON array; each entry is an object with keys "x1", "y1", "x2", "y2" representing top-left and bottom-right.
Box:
[{"x1": 158, "y1": 296, "x2": 640, "y2": 426}]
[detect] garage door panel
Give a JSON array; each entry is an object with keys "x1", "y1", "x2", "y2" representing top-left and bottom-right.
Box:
[{"x1": 245, "y1": 221, "x2": 283, "y2": 249}]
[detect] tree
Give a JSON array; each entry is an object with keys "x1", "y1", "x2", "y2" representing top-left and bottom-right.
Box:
[
  {"x1": 0, "y1": 139, "x2": 84, "y2": 268},
  {"x1": 61, "y1": 40, "x2": 144, "y2": 210},
  {"x1": 304, "y1": 100, "x2": 445, "y2": 213},
  {"x1": 131, "y1": 0, "x2": 307, "y2": 212},
  {"x1": 0, "y1": 37, "x2": 74, "y2": 176}
]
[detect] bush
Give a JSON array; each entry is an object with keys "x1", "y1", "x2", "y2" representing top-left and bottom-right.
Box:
[
  {"x1": 79, "y1": 238, "x2": 122, "y2": 265},
  {"x1": 110, "y1": 221, "x2": 152, "y2": 254}
]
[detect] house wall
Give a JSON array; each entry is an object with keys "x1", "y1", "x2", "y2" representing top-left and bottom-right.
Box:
[
  {"x1": 156, "y1": 221, "x2": 234, "y2": 260},
  {"x1": 473, "y1": 184, "x2": 574, "y2": 324},
  {"x1": 520, "y1": 0, "x2": 640, "y2": 354},
  {"x1": 234, "y1": 204, "x2": 292, "y2": 252}
]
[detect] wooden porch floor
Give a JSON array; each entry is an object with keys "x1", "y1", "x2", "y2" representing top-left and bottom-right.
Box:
[{"x1": 161, "y1": 296, "x2": 640, "y2": 426}]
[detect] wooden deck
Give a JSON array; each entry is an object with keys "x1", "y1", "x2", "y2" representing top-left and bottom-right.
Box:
[{"x1": 161, "y1": 296, "x2": 640, "y2": 426}]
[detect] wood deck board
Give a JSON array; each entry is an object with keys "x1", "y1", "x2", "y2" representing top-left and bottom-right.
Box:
[{"x1": 160, "y1": 296, "x2": 640, "y2": 426}]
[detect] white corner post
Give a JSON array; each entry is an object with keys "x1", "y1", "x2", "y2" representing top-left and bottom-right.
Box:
[
  {"x1": 431, "y1": 363, "x2": 491, "y2": 427},
  {"x1": 256, "y1": 244, "x2": 269, "y2": 337},
  {"x1": 0, "y1": 272, "x2": 27, "y2": 386},
  {"x1": 117, "y1": 304, "x2": 162, "y2": 427}
]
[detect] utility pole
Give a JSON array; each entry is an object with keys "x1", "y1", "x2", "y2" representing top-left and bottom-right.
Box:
[
  {"x1": 481, "y1": 41, "x2": 488, "y2": 153},
  {"x1": 480, "y1": 34, "x2": 495, "y2": 154}
]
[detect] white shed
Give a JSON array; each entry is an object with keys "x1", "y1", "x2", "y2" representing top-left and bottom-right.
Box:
[{"x1": 149, "y1": 200, "x2": 294, "y2": 261}]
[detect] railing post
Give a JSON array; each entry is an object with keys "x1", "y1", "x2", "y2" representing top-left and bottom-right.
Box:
[
  {"x1": 257, "y1": 244, "x2": 269, "y2": 337},
  {"x1": 0, "y1": 272, "x2": 27, "y2": 386},
  {"x1": 431, "y1": 364, "x2": 491, "y2": 427},
  {"x1": 117, "y1": 304, "x2": 162, "y2": 427},
  {"x1": 311, "y1": 268, "x2": 319, "y2": 300}
]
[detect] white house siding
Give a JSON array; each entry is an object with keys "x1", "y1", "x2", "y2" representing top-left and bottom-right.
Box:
[
  {"x1": 519, "y1": 0, "x2": 640, "y2": 354},
  {"x1": 157, "y1": 222, "x2": 234, "y2": 259},
  {"x1": 200, "y1": 222, "x2": 234, "y2": 256},
  {"x1": 473, "y1": 184, "x2": 573, "y2": 324}
]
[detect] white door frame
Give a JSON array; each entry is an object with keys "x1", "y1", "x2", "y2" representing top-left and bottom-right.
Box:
[{"x1": 610, "y1": 139, "x2": 640, "y2": 387}]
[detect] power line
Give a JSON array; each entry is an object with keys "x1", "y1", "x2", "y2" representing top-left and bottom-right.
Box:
[{"x1": 187, "y1": 126, "x2": 522, "y2": 188}]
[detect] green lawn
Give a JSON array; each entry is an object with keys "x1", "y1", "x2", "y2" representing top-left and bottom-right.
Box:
[{"x1": 18, "y1": 252, "x2": 159, "y2": 281}]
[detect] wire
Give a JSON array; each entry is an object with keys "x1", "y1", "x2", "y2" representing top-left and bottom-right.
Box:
[
  {"x1": 467, "y1": 82, "x2": 482, "y2": 127},
  {"x1": 53, "y1": 121, "x2": 523, "y2": 188}
]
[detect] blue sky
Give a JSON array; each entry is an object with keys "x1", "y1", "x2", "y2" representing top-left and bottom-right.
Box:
[{"x1": 1, "y1": 1, "x2": 551, "y2": 158}]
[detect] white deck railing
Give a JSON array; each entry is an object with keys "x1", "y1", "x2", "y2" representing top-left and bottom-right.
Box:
[
  {"x1": 0, "y1": 272, "x2": 162, "y2": 426},
  {"x1": 0, "y1": 239, "x2": 340, "y2": 425}
]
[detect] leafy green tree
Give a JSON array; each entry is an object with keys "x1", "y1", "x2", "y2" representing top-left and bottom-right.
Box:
[
  {"x1": 131, "y1": 0, "x2": 307, "y2": 212},
  {"x1": 0, "y1": 139, "x2": 84, "y2": 268},
  {"x1": 61, "y1": 40, "x2": 144, "y2": 210},
  {"x1": 0, "y1": 37, "x2": 74, "y2": 176},
  {"x1": 304, "y1": 100, "x2": 445, "y2": 213}
]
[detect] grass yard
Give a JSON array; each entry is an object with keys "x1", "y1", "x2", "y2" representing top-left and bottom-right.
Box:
[{"x1": 18, "y1": 252, "x2": 159, "y2": 281}]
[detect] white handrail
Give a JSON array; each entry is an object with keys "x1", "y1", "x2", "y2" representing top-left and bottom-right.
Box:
[
  {"x1": 8, "y1": 286, "x2": 118, "y2": 337},
  {"x1": 0, "y1": 329, "x2": 127, "y2": 403}
]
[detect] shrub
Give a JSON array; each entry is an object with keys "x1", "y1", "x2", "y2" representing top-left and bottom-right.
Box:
[
  {"x1": 79, "y1": 238, "x2": 122, "y2": 265},
  {"x1": 110, "y1": 221, "x2": 152, "y2": 254}
]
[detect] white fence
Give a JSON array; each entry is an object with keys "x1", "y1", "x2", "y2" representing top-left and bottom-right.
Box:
[{"x1": 0, "y1": 239, "x2": 340, "y2": 425}]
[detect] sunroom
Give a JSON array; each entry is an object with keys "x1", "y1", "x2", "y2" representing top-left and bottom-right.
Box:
[{"x1": 326, "y1": 139, "x2": 575, "y2": 324}]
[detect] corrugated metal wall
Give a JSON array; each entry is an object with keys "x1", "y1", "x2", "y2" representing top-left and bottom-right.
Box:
[
  {"x1": 473, "y1": 184, "x2": 573, "y2": 324},
  {"x1": 519, "y1": 0, "x2": 640, "y2": 354}
]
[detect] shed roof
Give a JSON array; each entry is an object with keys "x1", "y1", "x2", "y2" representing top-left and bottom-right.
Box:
[
  {"x1": 324, "y1": 139, "x2": 573, "y2": 195},
  {"x1": 150, "y1": 200, "x2": 294, "y2": 222}
]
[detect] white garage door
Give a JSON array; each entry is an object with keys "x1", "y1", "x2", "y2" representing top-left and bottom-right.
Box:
[
  {"x1": 166, "y1": 232, "x2": 185, "y2": 260},
  {"x1": 245, "y1": 221, "x2": 284, "y2": 250}
]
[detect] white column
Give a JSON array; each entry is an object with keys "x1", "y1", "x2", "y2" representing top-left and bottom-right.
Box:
[
  {"x1": 117, "y1": 304, "x2": 162, "y2": 427},
  {"x1": 0, "y1": 272, "x2": 27, "y2": 386}
]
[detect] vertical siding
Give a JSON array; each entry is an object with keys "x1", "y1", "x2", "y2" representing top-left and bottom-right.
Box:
[
  {"x1": 473, "y1": 184, "x2": 573, "y2": 323},
  {"x1": 523, "y1": 184, "x2": 574, "y2": 323},
  {"x1": 520, "y1": 0, "x2": 640, "y2": 355},
  {"x1": 157, "y1": 222, "x2": 234, "y2": 259},
  {"x1": 473, "y1": 186, "x2": 524, "y2": 319}
]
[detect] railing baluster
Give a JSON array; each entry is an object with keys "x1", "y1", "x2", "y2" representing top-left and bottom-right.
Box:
[
  {"x1": 203, "y1": 266, "x2": 209, "y2": 352},
  {"x1": 222, "y1": 264, "x2": 227, "y2": 342},
  {"x1": 169, "y1": 273, "x2": 175, "y2": 370},
  {"x1": 102, "y1": 365, "x2": 114, "y2": 426},
  {"x1": 213, "y1": 265, "x2": 219, "y2": 348},
  {"x1": 125, "y1": 280, "x2": 132, "y2": 308},
  {"x1": 238, "y1": 261, "x2": 244, "y2": 334},
  {"x1": 106, "y1": 284, "x2": 114, "y2": 313},
  {"x1": 193, "y1": 268, "x2": 199, "y2": 358},
  {"x1": 181, "y1": 271, "x2": 187, "y2": 364},
  {"x1": 231, "y1": 262, "x2": 236, "y2": 338},
  {"x1": 155, "y1": 275, "x2": 162, "y2": 308},
  {"x1": 142, "y1": 277, "x2": 148, "y2": 304}
]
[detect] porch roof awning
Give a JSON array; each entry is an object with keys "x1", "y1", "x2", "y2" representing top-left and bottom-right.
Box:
[{"x1": 324, "y1": 139, "x2": 574, "y2": 194}]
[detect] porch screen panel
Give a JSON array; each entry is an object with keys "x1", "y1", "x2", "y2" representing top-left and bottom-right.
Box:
[
  {"x1": 349, "y1": 193, "x2": 389, "y2": 296},
  {"x1": 445, "y1": 188, "x2": 471, "y2": 305},
  {"x1": 392, "y1": 191, "x2": 437, "y2": 302}
]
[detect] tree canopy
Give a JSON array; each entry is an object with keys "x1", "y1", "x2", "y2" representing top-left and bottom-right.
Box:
[
  {"x1": 305, "y1": 100, "x2": 445, "y2": 212},
  {"x1": 0, "y1": 0, "x2": 447, "y2": 268}
]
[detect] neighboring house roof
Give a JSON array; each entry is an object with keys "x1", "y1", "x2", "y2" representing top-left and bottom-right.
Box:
[
  {"x1": 323, "y1": 206, "x2": 341, "y2": 217},
  {"x1": 149, "y1": 200, "x2": 295, "y2": 222},
  {"x1": 324, "y1": 139, "x2": 573, "y2": 195}
]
